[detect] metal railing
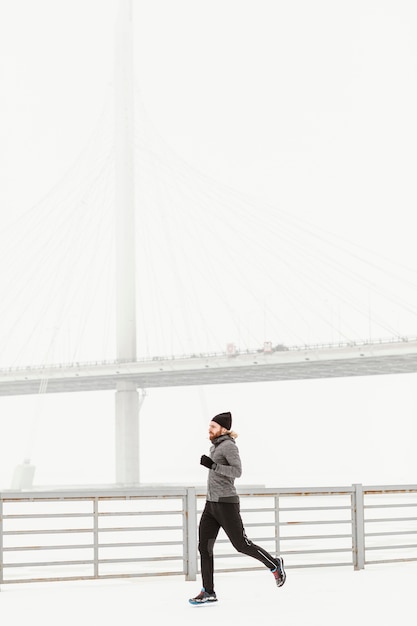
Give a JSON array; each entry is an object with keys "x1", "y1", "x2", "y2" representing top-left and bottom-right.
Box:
[
  {"x1": 1, "y1": 335, "x2": 415, "y2": 374},
  {"x1": 0, "y1": 484, "x2": 416, "y2": 588}
]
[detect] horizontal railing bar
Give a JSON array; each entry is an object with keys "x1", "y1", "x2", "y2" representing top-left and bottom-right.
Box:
[
  {"x1": 241, "y1": 522, "x2": 279, "y2": 528},
  {"x1": 214, "y1": 534, "x2": 353, "y2": 544},
  {"x1": 365, "y1": 557, "x2": 417, "y2": 565},
  {"x1": 99, "y1": 556, "x2": 182, "y2": 564},
  {"x1": 4, "y1": 525, "x2": 183, "y2": 536},
  {"x1": 282, "y1": 562, "x2": 353, "y2": 569},
  {"x1": 4, "y1": 528, "x2": 92, "y2": 535},
  {"x1": 365, "y1": 517, "x2": 417, "y2": 523},
  {"x1": 99, "y1": 541, "x2": 182, "y2": 548},
  {"x1": 279, "y1": 519, "x2": 352, "y2": 526},
  {"x1": 0, "y1": 491, "x2": 187, "y2": 501},
  {"x1": 4, "y1": 540, "x2": 184, "y2": 551},
  {"x1": 4, "y1": 556, "x2": 186, "y2": 567},
  {"x1": 239, "y1": 508, "x2": 274, "y2": 513},
  {"x1": 98, "y1": 526, "x2": 183, "y2": 532},
  {"x1": 214, "y1": 562, "x2": 353, "y2": 573},
  {"x1": 2, "y1": 511, "x2": 184, "y2": 519},
  {"x1": 197, "y1": 506, "x2": 353, "y2": 515},
  {"x1": 202, "y1": 488, "x2": 355, "y2": 498},
  {"x1": 3, "y1": 513, "x2": 92, "y2": 520},
  {"x1": 282, "y1": 546, "x2": 352, "y2": 554},
  {"x1": 89, "y1": 571, "x2": 185, "y2": 579},
  {"x1": 3, "y1": 560, "x2": 94, "y2": 568},
  {"x1": 280, "y1": 534, "x2": 352, "y2": 541},
  {"x1": 363, "y1": 486, "x2": 417, "y2": 494},
  {"x1": 239, "y1": 488, "x2": 356, "y2": 496},
  {"x1": 242, "y1": 521, "x2": 352, "y2": 529},
  {"x1": 212, "y1": 533, "x2": 352, "y2": 545},
  {"x1": 203, "y1": 506, "x2": 352, "y2": 515},
  {"x1": 1, "y1": 571, "x2": 185, "y2": 585},
  {"x1": 365, "y1": 543, "x2": 417, "y2": 551},
  {"x1": 3, "y1": 544, "x2": 93, "y2": 551},
  {"x1": 0, "y1": 575, "x2": 97, "y2": 584},
  {"x1": 365, "y1": 530, "x2": 417, "y2": 537},
  {"x1": 98, "y1": 511, "x2": 183, "y2": 517},
  {"x1": 217, "y1": 547, "x2": 353, "y2": 558},
  {"x1": 279, "y1": 506, "x2": 351, "y2": 512},
  {"x1": 365, "y1": 503, "x2": 417, "y2": 510},
  {"x1": 97, "y1": 494, "x2": 185, "y2": 501},
  {"x1": 1, "y1": 497, "x2": 94, "y2": 503}
]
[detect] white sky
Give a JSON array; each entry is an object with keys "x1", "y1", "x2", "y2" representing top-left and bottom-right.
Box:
[
  {"x1": 1, "y1": 0, "x2": 417, "y2": 488},
  {"x1": 1, "y1": 0, "x2": 417, "y2": 362}
]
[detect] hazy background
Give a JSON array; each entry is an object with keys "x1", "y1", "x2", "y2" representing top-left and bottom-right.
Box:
[{"x1": 1, "y1": 0, "x2": 417, "y2": 489}]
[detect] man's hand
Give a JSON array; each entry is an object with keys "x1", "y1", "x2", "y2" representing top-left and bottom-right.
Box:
[{"x1": 200, "y1": 454, "x2": 216, "y2": 470}]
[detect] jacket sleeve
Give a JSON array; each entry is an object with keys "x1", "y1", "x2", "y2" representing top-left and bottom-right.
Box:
[{"x1": 214, "y1": 441, "x2": 242, "y2": 478}]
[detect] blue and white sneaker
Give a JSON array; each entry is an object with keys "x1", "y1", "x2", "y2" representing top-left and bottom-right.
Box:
[
  {"x1": 189, "y1": 588, "x2": 218, "y2": 605},
  {"x1": 271, "y1": 556, "x2": 286, "y2": 587}
]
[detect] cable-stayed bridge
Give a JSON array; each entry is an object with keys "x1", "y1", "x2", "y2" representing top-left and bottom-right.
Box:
[
  {"x1": 4, "y1": 1, "x2": 417, "y2": 488},
  {"x1": 1, "y1": 337, "x2": 416, "y2": 396}
]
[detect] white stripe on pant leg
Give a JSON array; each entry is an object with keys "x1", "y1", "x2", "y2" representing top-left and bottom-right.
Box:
[{"x1": 257, "y1": 549, "x2": 277, "y2": 569}]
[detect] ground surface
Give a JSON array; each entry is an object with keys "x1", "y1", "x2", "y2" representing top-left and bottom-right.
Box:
[{"x1": 1, "y1": 562, "x2": 414, "y2": 625}]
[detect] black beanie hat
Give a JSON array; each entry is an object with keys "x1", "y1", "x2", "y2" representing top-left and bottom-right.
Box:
[{"x1": 212, "y1": 411, "x2": 232, "y2": 431}]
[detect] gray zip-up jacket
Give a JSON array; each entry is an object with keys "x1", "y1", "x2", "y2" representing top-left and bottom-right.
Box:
[{"x1": 206, "y1": 434, "x2": 242, "y2": 503}]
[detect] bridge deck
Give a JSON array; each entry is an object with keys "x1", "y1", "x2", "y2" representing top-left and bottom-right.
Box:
[{"x1": 0, "y1": 339, "x2": 416, "y2": 395}]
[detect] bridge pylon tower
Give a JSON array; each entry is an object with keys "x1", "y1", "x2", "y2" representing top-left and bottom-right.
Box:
[{"x1": 114, "y1": 0, "x2": 140, "y2": 485}]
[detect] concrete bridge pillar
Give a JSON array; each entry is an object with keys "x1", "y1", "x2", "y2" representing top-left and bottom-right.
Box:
[{"x1": 115, "y1": 382, "x2": 140, "y2": 485}]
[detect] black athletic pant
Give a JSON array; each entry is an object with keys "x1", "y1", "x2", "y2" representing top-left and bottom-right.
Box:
[{"x1": 198, "y1": 501, "x2": 277, "y2": 592}]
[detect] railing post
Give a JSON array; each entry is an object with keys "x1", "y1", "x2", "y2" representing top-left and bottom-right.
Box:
[
  {"x1": 93, "y1": 497, "x2": 99, "y2": 578},
  {"x1": 185, "y1": 487, "x2": 197, "y2": 581},
  {"x1": 0, "y1": 496, "x2": 3, "y2": 591},
  {"x1": 352, "y1": 483, "x2": 365, "y2": 570},
  {"x1": 274, "y1": 495, "x2": 281, "y2": 557}
]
